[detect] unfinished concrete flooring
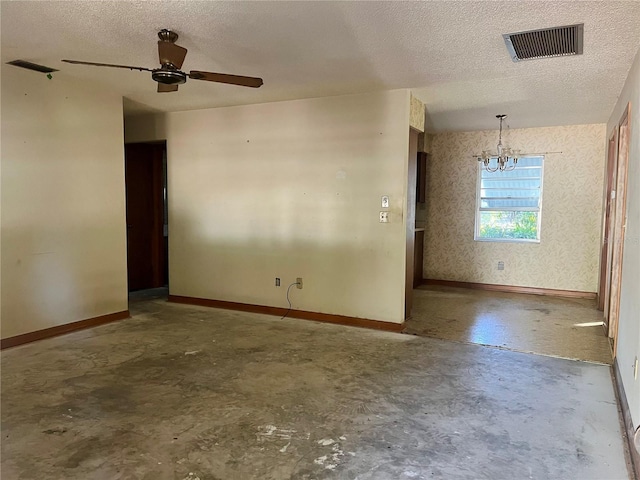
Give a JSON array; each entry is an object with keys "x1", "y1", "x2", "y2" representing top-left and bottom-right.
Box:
[
  {"x1": 406, "y1": 286, "x2": 613, "y2": 364},
  {"x1": 1, "y1": 297, "x2": 630, "y2": 479}
]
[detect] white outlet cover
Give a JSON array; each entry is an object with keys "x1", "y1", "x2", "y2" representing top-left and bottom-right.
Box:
[
  {"x1": 381, "y1": 195, "x2": 390, "y2": 208},
  {"x1": 379, "y1": 211, "x2": 389, "y2": 223}
]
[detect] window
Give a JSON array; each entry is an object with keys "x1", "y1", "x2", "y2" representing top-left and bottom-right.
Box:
[{"x1": 475, "y1": 156, "x2": 544, "y2": 242}]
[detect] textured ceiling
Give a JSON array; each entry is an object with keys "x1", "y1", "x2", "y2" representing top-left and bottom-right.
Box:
[{"x1": 2, "y1": 1, "x2": 639, "y2": 132}]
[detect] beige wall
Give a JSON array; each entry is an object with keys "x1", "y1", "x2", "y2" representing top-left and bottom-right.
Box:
[
  {"x1": 1, "y1": 66, "x2": 128, "y2": 339},
  {"x1": 607, "y1": 48, "x2": 640, "y2": 428},
  {"x1": 155, "y1": 90, "x2": 411, "y2": 323},
  {"x1": 424, "y1": 124, "x2": 605, "y2": 292}
]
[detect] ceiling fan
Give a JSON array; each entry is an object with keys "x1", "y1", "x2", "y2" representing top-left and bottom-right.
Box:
[{"x1": 62, "y1": 29, "x2": 263, "y2": 93}]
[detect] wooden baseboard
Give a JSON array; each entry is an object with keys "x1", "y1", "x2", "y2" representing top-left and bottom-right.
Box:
[
  {"x1": 612, "y1": 359, "x2": 640, "y2": 480},
  {"x1": 422, "y1": 279, "x2": 597, "y2": 299},
  {"x1": 168, "y1": 295, "x2": 404, "y2": 333},
  {"x1": 0, "y1": 310, "x2": 130, "y2": 350}
]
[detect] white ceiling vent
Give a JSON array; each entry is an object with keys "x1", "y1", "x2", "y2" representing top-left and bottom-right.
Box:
[{"x1": 503, "y1": 24, "x2": 584, "y2": 62}]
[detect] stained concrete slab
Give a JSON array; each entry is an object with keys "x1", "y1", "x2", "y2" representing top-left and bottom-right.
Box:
[
  {"x1": 1, "y1": 297, "x2": 630, "y2": 479},
  {"x1": 406, "y1": 286, "x2": 613, "y2": 365}
]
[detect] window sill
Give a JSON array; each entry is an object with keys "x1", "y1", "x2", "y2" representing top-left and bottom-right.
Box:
[{"x1": 474, "y1": 237, "x2": 540, "y2": 244}]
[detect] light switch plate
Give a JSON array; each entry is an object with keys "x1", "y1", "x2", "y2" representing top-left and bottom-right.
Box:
[
  {"x1": 381, "y1": 195, "x2": 390, "y2": 208},
  {"x1": 380, "y1": 211, "x2": 389, "y2": 223}
]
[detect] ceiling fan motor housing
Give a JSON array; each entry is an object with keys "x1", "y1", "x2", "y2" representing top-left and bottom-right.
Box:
[{"x1": 152, "y1": 68, "x2": 186, "y2": 85}]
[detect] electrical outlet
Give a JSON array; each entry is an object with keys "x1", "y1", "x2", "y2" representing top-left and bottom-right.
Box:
[
  {"x1": 275, "y1": 277, "x2": 280, "y2": 287},
  {"x1": 497, "y1": 261, "x2": 504, "y2": 271},
  {"x1": 379, "y1": 211, "x2": 389, "y2": 223},
  {"x1": 296, "y1": 277, "x2": 303, "y2": 289}
]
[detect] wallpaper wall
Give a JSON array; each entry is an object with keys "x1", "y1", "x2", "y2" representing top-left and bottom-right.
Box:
[
  {"x1": 424, "y1": 124, "x2": 606, "y2": 292},
  {"x1": 410, "y1": 94, "x2": 425, "y2": 132}
]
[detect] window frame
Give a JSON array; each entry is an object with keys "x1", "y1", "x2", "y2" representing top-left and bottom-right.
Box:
[{"x1": 474, "y1": 155, "x2": 545, "y2": 243}]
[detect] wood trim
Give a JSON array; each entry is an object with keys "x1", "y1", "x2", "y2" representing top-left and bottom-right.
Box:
[
  {"x1": 0, "y1": 310, "x2": 130, "y2": 350},
  {"x1": 168, "y1": 295, "x2": 404, "y2": 333},
  {"x1": 599, "y1": 128, "x2": 619, "y2": 312},
  {"x1": 608, "y1": 102, "x2": 632, "y2": 357},
  {"x1": 413, "y1": 230, "x2": 425, "y2": 288},
  {"x1": 612, "y1": 359, "x2": 640, "y2": 480},
  {"x1": 416, "y1": 152, "x2": 427, "y2": 203},
  {"x1": 422, "y1": 279, "x2": 597, "y2": 299}
]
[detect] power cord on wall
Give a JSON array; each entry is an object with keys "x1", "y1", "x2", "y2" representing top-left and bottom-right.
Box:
[{"x1": 281, "y1": 281, "x2": 301, "y2": 319}]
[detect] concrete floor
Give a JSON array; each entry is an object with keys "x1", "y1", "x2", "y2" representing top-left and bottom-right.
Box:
[
  {"x1": 406, "y1": 286, "x2": 613, "y2": 365},
  {"x1": 1, "y1": 296, "x2": 630, "y2": 479}
]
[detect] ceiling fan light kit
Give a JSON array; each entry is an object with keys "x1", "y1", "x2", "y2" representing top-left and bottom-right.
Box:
[
  {"x1": 151, "y1": 67, "x2": 187, "y2": 86},
  {"x1": 62, "y1": 29, "x2": 263, "y2": 93}
]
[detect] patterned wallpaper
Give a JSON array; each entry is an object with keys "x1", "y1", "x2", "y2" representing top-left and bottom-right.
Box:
[
  {"x1": 423, "y1": 124, "x2": 606, "y2": 292},
  {"x1": 410, "y1": 94, "x2": 425, "y2": 132}
]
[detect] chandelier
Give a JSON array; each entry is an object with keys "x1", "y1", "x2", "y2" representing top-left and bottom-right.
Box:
[{"x1": 477, "y1": 114, "x2": 520, "y2": 172}]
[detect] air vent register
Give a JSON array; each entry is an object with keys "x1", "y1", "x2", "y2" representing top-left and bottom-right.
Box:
[{"x1": 503, "y1": 24, "x2": 584, "y2": 62}]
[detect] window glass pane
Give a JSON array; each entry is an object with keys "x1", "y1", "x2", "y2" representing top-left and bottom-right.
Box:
[
  {"x1": 480, "y1": 197, "x2": 540, "y2": 209},
  {"x1": 480, "y1": 190, "x2": 540, "y2": 197},
  {"x1": 477, "y1": 211, "x2": 539, "y2": 240},
  {"x1": 476, "y1": 156, "x2": 543, "y2": 242},
  {"x1": 481, "y1": 177, "x2": 541, "y2": 190}
]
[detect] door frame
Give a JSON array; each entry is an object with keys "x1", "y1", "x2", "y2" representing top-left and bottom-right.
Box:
[
  {"x1": 600, "y1": 103, "x2": 631, "y2": 356},
  {"x1": 598, "y1": 129, "x2": 618, "y2": 315},
  {"x1": 405, "y1": 129, "x2": 419, "y2": 319}
]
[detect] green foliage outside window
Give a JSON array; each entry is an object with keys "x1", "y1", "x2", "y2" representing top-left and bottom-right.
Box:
[{"x1": 478, "y1": 211, "x2": 538, "y2": 240}]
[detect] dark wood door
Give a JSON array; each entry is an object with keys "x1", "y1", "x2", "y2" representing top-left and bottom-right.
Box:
[{"x1": 125, "y1": 142, "x2": 166, "y2": 291}]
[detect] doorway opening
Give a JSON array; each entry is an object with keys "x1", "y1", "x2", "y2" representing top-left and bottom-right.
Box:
[{"x1": 124, "y1": 141, "x2": 169, "y2": 302}]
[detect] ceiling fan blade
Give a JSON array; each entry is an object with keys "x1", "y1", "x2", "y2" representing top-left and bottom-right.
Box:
[
  {"x1": 189, "y1": 71, "x2": 263, "y2": 88},
  {"x1": 158, "y1": 41, "x2": 187, "y2": 69},
  {"x1": 157, "y1": 83, "x2": 179, "y2": 93},
  {"x1": 62, "y1": 59, "x2": 153, "y2": 72}
]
